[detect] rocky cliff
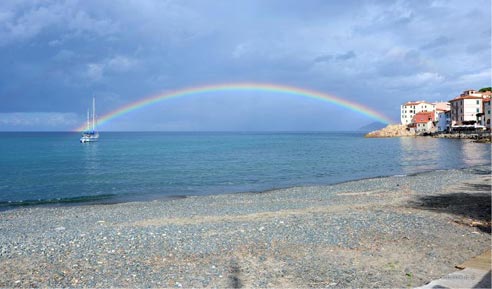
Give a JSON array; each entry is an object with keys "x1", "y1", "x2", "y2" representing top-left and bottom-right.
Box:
[{"x1": 365, "y1": 124, "x2": 416, "y2": 138}]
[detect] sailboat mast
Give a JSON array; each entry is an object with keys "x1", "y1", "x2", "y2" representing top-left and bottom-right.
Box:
[
  {"x1": 86, "y1": 109, "x2": 90, "y2": 131},
  {"x1": 80, "y1": 96, "x2": 99, "y2": 143},
  {"x1": 92, "y1": 97, "x2": 96, "y2": 131}
]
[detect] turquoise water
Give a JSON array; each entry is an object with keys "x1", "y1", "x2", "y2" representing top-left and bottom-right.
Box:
[{"x1": 0, "y1": 132, "x2": 490, "y2": 208}]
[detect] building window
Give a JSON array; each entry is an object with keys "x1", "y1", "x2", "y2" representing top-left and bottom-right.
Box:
[
  {"x1": 477, "y1": 100, "x2": 480, "y2": 105},
  {"x1": 477, "y1": 108, "x2": 480, "y2": 113}
]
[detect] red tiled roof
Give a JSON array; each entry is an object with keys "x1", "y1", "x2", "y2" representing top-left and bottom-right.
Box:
[
  {"x1": 413, "y1": 111, "x2": 435, "y2": 123},
  {"x1": 403, "y1": 101, "x2": 432, "y2": 106},
  {"x1": 450, "y1": 96, "x2": 483, "y2": 101}
]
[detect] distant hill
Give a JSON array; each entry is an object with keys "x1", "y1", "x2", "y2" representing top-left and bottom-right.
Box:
[{"x1": 358, "y1": 121, "x2": 387, "y2": 132}]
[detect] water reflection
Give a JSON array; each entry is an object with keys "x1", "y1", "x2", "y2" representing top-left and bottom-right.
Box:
[
  {"x1": 398, "y1": 137, "x2": 490, "y2": 175},
  {"x1": 82, "y1": 143, "x2": 100, "y2": 173},
  {"x1": 459, "y1": 141, "x2": 491, "y2": 167},
  {"x1": 399, "y1": 138, "x2": 440, "y2": 174}
]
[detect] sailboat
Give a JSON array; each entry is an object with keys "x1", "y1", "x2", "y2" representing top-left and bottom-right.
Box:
[{"x1": 80, "y1": 97, "x2": 99, "y2": 143}]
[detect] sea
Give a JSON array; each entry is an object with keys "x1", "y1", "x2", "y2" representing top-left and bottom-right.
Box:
[{"x1": 0, "y1": 132, "x2": 490, "y2": 210}]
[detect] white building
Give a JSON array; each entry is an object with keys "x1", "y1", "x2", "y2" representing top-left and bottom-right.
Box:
[
  {"x1": 449, "y1": 94, "x2": 483, "y2": 126},
  {"x1": 462, "y1": 89, "x2": 483, "y2": 97},
  {"x1": 400, "y1": 101, "x2": 435, "y2": 125}
]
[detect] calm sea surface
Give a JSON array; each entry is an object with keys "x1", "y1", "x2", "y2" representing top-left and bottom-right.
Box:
[{"x1": 0, "y1": 132, "x2": 490, "y2": 208}]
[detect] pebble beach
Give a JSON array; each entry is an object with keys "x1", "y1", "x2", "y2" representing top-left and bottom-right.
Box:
[{"x1": 1, "y1": 165, "x2": 490, "y2": 288}]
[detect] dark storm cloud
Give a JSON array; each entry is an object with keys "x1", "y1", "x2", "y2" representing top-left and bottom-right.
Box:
[{"x1": 0, "y1": 0, "x2": 490, "y2": 131}]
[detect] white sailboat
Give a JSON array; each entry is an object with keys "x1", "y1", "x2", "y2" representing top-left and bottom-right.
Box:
[{"x1": 80, "y1": 97, "x2": 99, "y2": 143}]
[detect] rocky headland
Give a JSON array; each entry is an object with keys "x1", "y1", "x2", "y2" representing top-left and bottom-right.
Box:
[{"x1": 365, "y1": 124, "x2": 416, "y2": 138}]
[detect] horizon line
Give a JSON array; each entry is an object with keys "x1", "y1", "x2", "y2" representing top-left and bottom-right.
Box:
[{"x1": 0, "y1": 129, "x2": 381, "y2": 133}]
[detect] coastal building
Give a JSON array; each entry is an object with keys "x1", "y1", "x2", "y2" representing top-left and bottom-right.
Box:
[
  {"x1": 449, "y1": 92, "x2": 483, "y2": 127},
  {"x1": 437, "y1": 110, "x2": 451, "y2": 132},
  {"x1": 434, "y1": 108, "x2": 448, "y2": 129},
  {"x1": 400, "y1": 101, "x2": 435, "y2": 125},
  {"x1": 400, "y1": 89, "x2": 490, "y2": 131},
  {"x1": 432, "y1": 102, "x2": 450, "y2": 121},
  {"x1": 433, "y1": 102, "x2": 451, "y2": 111},
  {"x1": 413, "y1": 111, "x2": 436, "y2": 133},
  {"x1": 461, "y1": 89, "x2": 482, "y2": 97},
  {"x1": 483, "y1": 99, "x2": 491, "y2": 130}
]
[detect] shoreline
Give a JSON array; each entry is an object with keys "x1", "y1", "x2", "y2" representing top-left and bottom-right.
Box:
[
  {"x1": 365, "y1": 124, "x2": 492, "y2": 142},
  {"x1": 1, "y1": 165, "x2": 490, "y2": 287},
  {"x1": 2, "y1": 163, "x2": 490, "y2": 212}
]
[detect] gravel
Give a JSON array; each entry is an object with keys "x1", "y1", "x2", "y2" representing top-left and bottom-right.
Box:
[{"x1": 0, "y1": 165, "x2": 490, "y2": 288}]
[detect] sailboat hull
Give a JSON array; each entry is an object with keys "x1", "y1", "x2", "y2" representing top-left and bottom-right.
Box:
[{"x1": 80, "y1": 136, "x2": 99, "y2": 143}]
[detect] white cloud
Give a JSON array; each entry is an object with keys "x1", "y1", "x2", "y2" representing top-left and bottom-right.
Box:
[
  {"x1": 48, "y1": 39, "x2": 62, "y2": 47},
  {"x1": 232, "y1": 43, "x2": 250, "y2": 59},
  {"x1": 66, "y1": 9, "x2": 117, "y2": 37},
  {"x1": 53, "y1": 49, "x2": 77, "y2": 62},
  {"x1": 0, "y1": 1, "x2": 117, "y2": 46},
  {"x1": 457, "y1": 69, "x2": 491, "y2": 83},
  {"x1": 453, "y1": 69, "x2": 492, "y2": 88},
  {"x1": 415, "y1": 72, "x2": 445, "y2": 83},
  {"x1": 368, "y1": 0, "x2": 414, "y2": 25},
  {"x1": 106, "y1": 55, "x2": 138, "y2": 72},
  {"x1": 379, "y1": 72, "x2": 446, "y2": 89},
  {"x1": 86, "y1": 63, "x2": 104, "y2": 81},
  {"x1": 85, "y1": 55, "x2": 139, "y2": 81}
]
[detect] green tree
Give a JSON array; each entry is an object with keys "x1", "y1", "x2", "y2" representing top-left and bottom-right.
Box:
[{"x1": 478, "y1": 87, "x2": 492, "y2": 92}]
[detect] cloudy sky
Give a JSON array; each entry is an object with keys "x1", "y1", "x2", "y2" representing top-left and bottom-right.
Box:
[{"x1": 0, "y1": 0, "x2": 490, "y2": 131}]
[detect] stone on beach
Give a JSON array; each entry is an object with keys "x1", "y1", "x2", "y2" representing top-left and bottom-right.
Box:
[{"x1": 0, "y1": 165, "x2": 490, "y2": 288}]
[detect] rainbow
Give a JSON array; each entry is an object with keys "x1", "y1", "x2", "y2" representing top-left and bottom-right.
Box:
[{"x1": 75, "y1": 82, "x2": 393, "y2": 131}]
